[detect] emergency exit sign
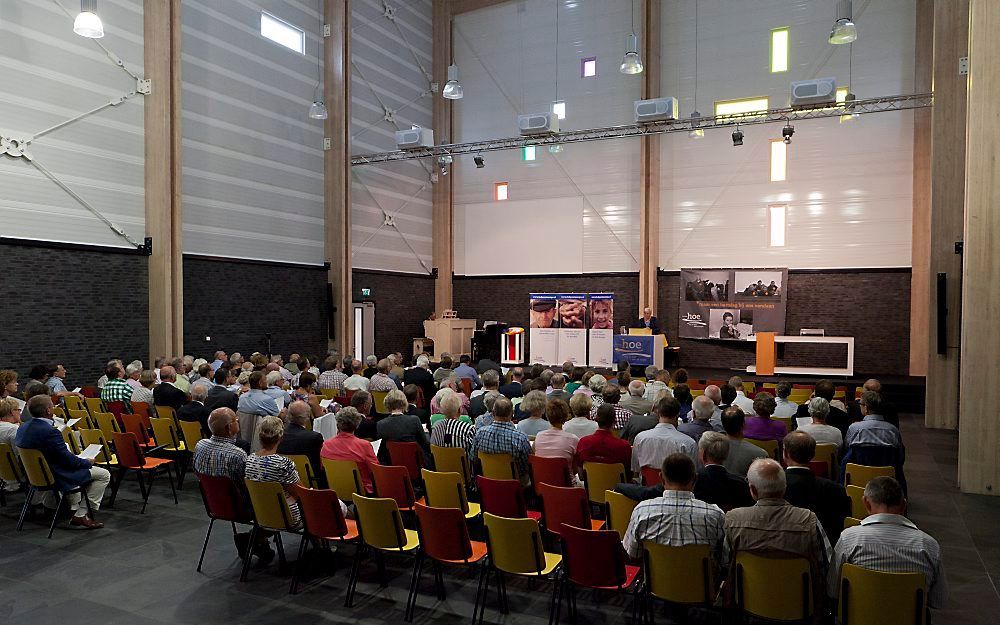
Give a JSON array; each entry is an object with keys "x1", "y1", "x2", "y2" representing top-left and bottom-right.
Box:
[{"x1": 361, "y1": 288, "x2": 371, "y2": 297}]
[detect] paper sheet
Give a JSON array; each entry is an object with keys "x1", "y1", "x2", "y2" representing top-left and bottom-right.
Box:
[
  {"x1": 370, "y1": 439, "x2": 381, "y2": 456},
  {"x1": 78, "y1": 444, "x2": 103, "y2": 460},
  {"x1": 320, "y1": 399, "x2": 332, "y2": 409}
]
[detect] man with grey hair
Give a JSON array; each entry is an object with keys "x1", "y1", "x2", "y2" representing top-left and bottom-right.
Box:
[
  {"x1": 318, "y1": 354, "x2": 347, "y2": 391},
  {"x1": 728, "y1": 376, "x2": 755, "y2": 414},
  {"x1": 178, "y1": 383, "x2": 212, "y2": 436},
  {"x1": 620, "y1": 379, "x2": 653, "y2": 416},
  {"x1": 264, "y1": 370, "x2": 290, "y2": 410},
  {"x1": 587, "y1": 374, "x2": 608, "y2": 411},
  {"x1": 547, "y1": 373, "x2": 572, "y2": 403},
  {"x1": 694, "y1": 432, "x2": 754, "y2": 511},
  {"x1": 643, "y1": 369, "x2": 672, "y2": 403},
  {"x1": 210, "y1": 350, "x2": 227, "y2": 373},
  {"x1": 469, "y1": 369, "x2": 500, "y2": 417},
  {"x1": 724, "y1": 458, "x2": 831, "y2": 612},
  {"x1": 431, "y1": 375, "x2": 470, "y2": 415},
  {"x1": 153, "y1": 365, "x2": 187, "y2": 411},
  {"x1": 680, "y1": 395, "x2": 716, "y2": 442},
  {"x1": 471, "y1": 396, "x2": 531, "y2": 481},
  {"x1": 125, "y1": 360, "x2": 144, "y2": 390},
  {"x1": 798, "y1": 397, "x2": 843, "y2": 449},
  {"x1": 828, "y1": 476, "x2": 946, "y2": 609},
  {"x1": 698, "y1": 385, "x2": 724, "y2": 431},
  {"x1": 474, "y1": 391, "x2": 503, "y2": 430},
  {"x1": 277, "y1": 400, "x2": 325, "y2": 485},
  {"x1": 343, "y1": 359, "x2": 370, "y2": 392},
  {"x1": 363, "y1": 355, "x2": 379, "y2": 378},
  {"x1": 403, "y1": 354, "x2": 437, "y2": 408}
]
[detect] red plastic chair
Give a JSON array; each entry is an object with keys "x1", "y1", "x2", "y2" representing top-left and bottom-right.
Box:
[
  {"x1": 407, "y1": 503, "x2": 488, "y2": 621},
  {"x1": 110, "y1": 431, "x2": 177, "y2": 514},
  {"x1": 105, "y1": 400, "x2": 128, "y2": 420},
  {"x1": 460, "y1": 378, "x2": 473, "y2": 397},
  {"x1": 808, "y1": 460, "x2": 830, "y2": 479},
  {"x1": 415, "y1": 387, "x2": 426, "y2": 409},
  {"x1": 291, "y1": 486, "x2": 360, "y2": 594},
  {"x1": 528, "y1": 455, "x2": 572, "y2": 497},
  {"x1": 537, "y1": 483, "x2": 604, "y2": 537},
  {"x1": 556, "y1": 523, "x2": 642, "y2": 623},
  {"x1": 130, "y1": 401, "x2": 154, "y2": 427},
  {"x1": 370, "y1": 463, "x2": 422, "y2": 511},
  {"x1": 640, "y1": 466, "x2": 663, "y2": 487},
  {"x1": 194, "y1": 473, "x2": 254, "y2": 572},
  {"x1": 80, "y1": 386, "x2": 100, "y2": 398},
  {"x1": 476, "y1": 476, "x2": 541, "y2": 521},
  {"x1": 121, "y1": 412, "x2": 155, "y2": 448},
  {"x1": 388, "y1": 441, "x2": 425, "y2": 482}
]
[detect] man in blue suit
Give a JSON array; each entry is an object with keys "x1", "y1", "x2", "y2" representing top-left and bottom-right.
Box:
[{"x1": 15, "y1": 395, "x2": 110, "y2": 529}]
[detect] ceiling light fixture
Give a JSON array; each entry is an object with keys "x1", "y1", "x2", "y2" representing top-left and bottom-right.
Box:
[
  {"x1": 689, "y1": 1, "x2": 703, "y2": 139},
  {"x1": 307, "y1": 1, "x2": 327, "y2": 120},
  {"x1": 619, "y1": 0, "x2": 643, "y2": 74},
  {"x1": 782, "y1": 122, "x2": 794, "y2": 144},
  {"x1": 829, "y1": 0, "x2": 858, "y2": 44},
  {"x1": 442, "y1": 64, "x2": 463, "y2": 99},
  {"x1": 688, "y1": 112, "x2": 704, "y2": 139},
  {"x1": 732, "y1": 127, "x2": 744, "y2": 147},
  {"x1": 74, "y1": 0, "x2": 105, "y2": 38},
  {"x1": 474, "y1": 154, "x2": 485, "y2": 168}
]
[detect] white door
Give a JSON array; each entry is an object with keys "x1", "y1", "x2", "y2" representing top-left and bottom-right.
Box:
[{"x1": 352, "y1": 302, "x2": 376, "y2": 359}]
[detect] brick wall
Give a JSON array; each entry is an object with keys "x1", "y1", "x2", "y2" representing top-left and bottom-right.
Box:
[
  {"x1": 0, "y1": 242, "x2": 149, "y2": 385},
  {"x1": 353, "y1": 270, "x2": 436, "y2": 364},
  {"x1": 183, "y1": 256, "x2": 329, "y2": 361}
]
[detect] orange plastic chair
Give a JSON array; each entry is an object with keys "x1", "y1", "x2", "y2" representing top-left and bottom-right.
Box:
[
  {"x1": 388, "y1": 441, "x2": 426, "y2": 482},
  {"x1": 291, "y1": 486, "x2": 360, "y2": 594},
  {"x1": 528, "y1": 455, "x2": 572, "y2": 497},
  {"x1": 110, "y1": 431, "x2": 177, "y2": 514},
  {"x1": 121, "y1": 412, "x2": 155, "y2": 449},
  {"x1": 537, "y1": 483, "x2": 604, "y2": 537},
  {"x1": 641, "y1": 466, "x2": 663, "y2": 486},
  {"x1": 370, "y1": 463, "x2": 422, "y2": 512}
]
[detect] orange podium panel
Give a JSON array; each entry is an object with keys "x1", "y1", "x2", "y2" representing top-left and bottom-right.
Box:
[{"x1": 755, "y1": 332, "x2": 776, "y2": 376}]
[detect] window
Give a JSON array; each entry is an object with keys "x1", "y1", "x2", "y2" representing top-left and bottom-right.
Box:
[
  {"x1": 715, "y1": 97, "x2": 770, "y2": 119},
  {"x1": 260, "y1": 12, "x2": 305, "y2": 54},
  {"x1": 770, "y1": 28, "x2": 789, "y2": 73},
  {"x1": 581, "y1": 57, "x2": 597, "y2": 78},
  {"x1": 552, "y1": 100, "x2": 566, "y2": 120},
  {"x1": 522, "y1": 146, "x2": 536, "y2": 161},
  {"x1": 494, "y1": 182, "x2": 509, "y2": 201},
  {"x1": 770, "y1": 140, "x2": 787, "y2": 182},
  {"x1": 836, "y1": 87, "x2": 849, "y2": 103},
  {"x1": 768, "y1": 204, "x2": 787, "y2": 247}
]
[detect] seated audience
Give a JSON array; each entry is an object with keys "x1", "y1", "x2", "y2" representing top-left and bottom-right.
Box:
[
  {"x1": 16, "y1": 395, "x2": 110, "y2": 529},
  {"x1": 742, "y1": 392, "x2": 787, "y2": 443},
  {"x1": 277, "y1": 400, "x2": 325, "y2": 485},
  {"x1": 469, "y1": 370, "x2": 500, "y2": 418},
  {"x1": 694, "y1": 432, "x2": 754, "y2": 511},
  {"x1": 621, "y1": 453, "x2": 727, "y2": 575},
  {"x1": 728, "y1": 376, "x2": 755, "y2": 414},
  {"x1": 798, "y1": 397, "x2": 844, "y2": 450},
  {"x1": 171, "y1": 357, "x2": 191, "y2": 393},
  {"x1": 498, "y1": 366, "x2": 525, "y2": 399},
  {"x1": 641, "y1": 367, "x2": 668, "y2": 402},
  {"x1": 376, "y1": 389, "x2": 431, "y2": 465},
  {"x1": 433, "y1": 354, "x2": 454, "y2": 387},
  {"x1": 859, "y1": 378, "x2": 900, "y2": 428},
  {"x1": 343, "y1": 360, "x2": 370, "y2": 392},
  {"x1": 318, "y1": 355, "x2": 348, "y2": 391},
  {"x1": 45, "y1": 363, "x2": 80, "y2": 399},
  {"x1": 846, "y1": 390, "x2": 903, "y2": 450},
  {"x1": 154, "y1": 365, "x2": 188, "y2": 412},
  {"x1": 362, "y1": 355, "x2": 379, "y2": 379},
  {"x1": 586, "y1": 374, "x2": 607, "y2": 410},
  {"x1": 783, "y1": 431, "x2": 851, "y2": 544},
  {"x1": 473, "y1": 391, "x2": 502, "y2": 430},
  {"x1": 724, "y1": 458, "x2": 831, "y2": 613},
  {"x1": 19, "y1": 382, "x2": 49, "y2": 422},
  {"x1": 672, "y1": 383, "x2": 693, "y2": 423},
  {"x1": 577, "y1": 403, "x2": 633, "y2": 470},
  {"x1": 563, "y1": 363, "x2": 581, "y2": 394},
  {"x1": 572, "y1": 370, "x2": 595, "y2": 397},
  {"x1": 698, "y1": 385, "x2": 724, "y2": 430},
  {"x1": 210, "y1": 351, "x2": 227, "y2": 373},
  {"x1": 0, "y1": 397, "x2": 20, "y2": 450},
  {"x1": 194, "y1": 407, "x2": 250, "y2": 478},
  {"x1": 205, "y1": 367, "x2": 239, "y2": 413},
  {"x1": 245, "y1": 416, "x2": 303, "y2": 527},
  {"x1": 794, "y1": 379, "x2": 853, "y2": 438},
  {"x1": 563, "y1": 393, "x2": 598, "y2": 438},
  {"x1": 321, "y1": 406, "x2": 378, "y2": 493},
  {"x1": 431, "y1": 376, "x2": 470, "y2": 416},
  {"x1": 515, "y1": 390, "x2": 550, "y2": 438},
  {"x1": 430, "y1": 391, "x2": 476, "y2": 453},
  {"x1": 720, "y1": 407, "x2": 768, "y2": 477},
  {"x1": 351, "y1": 390, "x2": 378, "y2": 440},
  {"x1": 594, "y1": 386, "x2": 632, "y2": 431},
  {"x1": 671, "y1": 368, "x2": 689, "y2": 386},
  {"x1": 237, "y1": 372, "x2": 281, "y2": 417},
  {"x1": 369, "y1": 359, "x2": 397, "y2": 393},
  {"x1": 388, "y1": 353, "x2": 406, "y2": 382},
  {"x1": 403, "y1": 384, "x2": 430, "y2": 424},
  {"x1": 453, "y1": 354, "x2": 482, "y2": 389},
  {"x1": 470, "y1": 396, "x2": 531, "y2": 480},
  {"x1": 533, "y1": 398, "x2": 580, "y2": 475},
  {"x1": 680, "y1": 395, "x2": 716, "y2": 442},
  {"x1": 404, "y1": 355, "x2": 438, "y2": 406},
  {"x1": 773, "y1": 381, "x2": 798, "y2": 418},
  {"x1": 547, "y1": 373, "x2": 572, "y2": 403},
  {"x1": 263, "y1": 370, "x2": 290, "y2": 411},
  {"x1": 177, "y1": 383, "x2": 211, "y2": 435},
  {"x1": 130, "y1": 370, "x2": 156, "y2": 405},
  {"x1": 828, "y1": 476, "x2": 946, "y2": 609},
  {"x1": 96, "y1": 359, "x2": 122, "y2": 389},
  {"x1": 632, "y1": 395, "x2": 698, "y2": 474},
  {"x1": 100, "y1": 362, "x2": 133, "y2": 408},
  {"x1": 0, "y1": 370, "x2": 21, "y2": 404},
  {"x1": 619, "y1": 380, "x2": 653, "y2": 416}
]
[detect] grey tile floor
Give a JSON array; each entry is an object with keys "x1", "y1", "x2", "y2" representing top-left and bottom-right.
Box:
[{"x1": 1, "y1": 414, "x2": 997, "y2": 625}]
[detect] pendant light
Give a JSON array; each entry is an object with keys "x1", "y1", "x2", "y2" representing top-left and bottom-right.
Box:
[
  {"x1": 442, "y1": 64, "x2": 463, "y2": 99},
  {"x1": 829, "y1": 0, "x2": 858, "y2": 44},
  {"x1": 688, "y1": 0, "x2": 704, "y2": 138},
  {"x1": 74, "y1": 0, "x2": 105, "y2": 39},
  {"x1": 308, "y1": 1, "x2": 327, "y2": 119},
  {"x1": 620, "y1": 0, "x2": 643, "y2": 74}
]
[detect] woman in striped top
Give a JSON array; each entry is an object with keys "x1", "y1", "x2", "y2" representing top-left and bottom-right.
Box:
[{"x1": 245, "y1": 415, "x2": 302, "y2": 527}]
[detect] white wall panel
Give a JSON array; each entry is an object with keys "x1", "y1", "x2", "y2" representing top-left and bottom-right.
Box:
[
  {"x1": 350, "y1": 0, "x2": 434, "y2": 274},
  {"x1": 181, "y1": 0, "x2": 325, "y2": 264},
  {"x1": 0, "y1": 0, "x2": 144, "y2": 248}
]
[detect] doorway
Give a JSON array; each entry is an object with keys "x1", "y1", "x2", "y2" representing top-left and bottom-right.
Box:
[{"x1": 353, "y1": 301, "x2": 376, "y2": 359}]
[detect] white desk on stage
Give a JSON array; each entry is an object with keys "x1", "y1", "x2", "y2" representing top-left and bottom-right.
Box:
[{"x1": 746, "y1": 334, "x2": 855, "y2": 377}]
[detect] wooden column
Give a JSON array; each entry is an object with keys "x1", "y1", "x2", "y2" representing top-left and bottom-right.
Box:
[
  {"x1": 908, "y1": 0, "x2": 932, "y2": 376},
  {"x1": 925, "y1": 0, "x2": 969, "y2": 430},
  {"x1": 432, "y1": 0, "x2": 454, "y2": 315},
  {"x1": 325, "y1": 0, "x2": 352, "y2": 353},
  {"x1": 638, "y1": 0, "x2": 661, "y2": 315},
  {"x1": 958, "y1": 0, "x2": 1000, "y2": 495},
  {"x1": 144, "y1": 0, "x2": 183, "y2": 362}
]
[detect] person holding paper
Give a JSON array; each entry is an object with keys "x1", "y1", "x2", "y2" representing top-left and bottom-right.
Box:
[
  {"x1": 14, "y1": 395, "x2": 110, "y2": 529},
  {"x1": 0, "y1": 398, "x2": 21, "y2": 495}
]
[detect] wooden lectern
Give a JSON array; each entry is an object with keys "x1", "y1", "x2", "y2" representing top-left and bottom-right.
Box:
[
  {"x1": 754, "y1": 332, "x2": 777, "y2": 375},
  {"x1": 423, "y1": 316, "x2": 477, "y2": 358}
]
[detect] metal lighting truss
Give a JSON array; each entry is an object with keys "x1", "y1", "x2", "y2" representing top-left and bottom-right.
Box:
[
  {"x1": 0, "y1": 0, "x2": 150, "y2": 250},
  {"x1": 350, "y1": 92, "x2": 933, "y2": 166}
]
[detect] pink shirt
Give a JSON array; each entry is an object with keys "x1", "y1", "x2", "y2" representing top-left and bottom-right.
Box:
[
  {"x1": 321, "y1": 431, "x2": 378, "y2": 492},
  {"x1": 430, "y1": 392, "x2": 470, "y2": 415},
  {"x1": 533, "y1": 427, "x2": 580, "y2": 472}
]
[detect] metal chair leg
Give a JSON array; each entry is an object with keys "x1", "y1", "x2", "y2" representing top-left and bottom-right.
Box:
[
  {"x1": 289, "y1": 534, "x2": 309, "y2": 595},
  {"x1": 476, "y1": 563, "x2": 492, "y2": 625},
  {"x1": 139, "y1": 471, "x2": 153, "y2": 514},
  {"x1": 376, "y1": 550, "x2": 388, "y2": 587},
  {"x1": 107, "y1": 468, "x2": 126, "y2": 508},
  {"x1": 345, "y1": 544, "x2": 365, "y2": 607},
  {"x1": 197, "y1": 518, "x2": 215, "y2": 572},
  {"x1": 240, "y1": 525, "x2": 258, "y2": 582},
  {"x1": 46, "y1": 492, "x2": 64, "y2": 539},
  {"x1": 405, "y1": 552, "x2": 425, "y2": 622},
  {"x1": 165, "y1": 465, "x2": 178, "y2": 504},
  {"x1": 16, "y1": 486, "x2": 35, "y2": 531},
  {"x1": 433, "y1": 560, "x2": 446, "y2": 600}
]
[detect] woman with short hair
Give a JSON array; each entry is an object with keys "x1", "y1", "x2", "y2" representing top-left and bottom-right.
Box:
[
  {"x1": 245, "y1": 416, "x2": 302, "y2": 527},
  {"x1": 375, "y1": 388, "x2": 431, "y2": 465}
]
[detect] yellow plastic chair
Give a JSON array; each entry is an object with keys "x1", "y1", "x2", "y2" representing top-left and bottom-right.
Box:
[
  {"x1": 814, "y1": 444, "x2": 839, "y2": 478},
  {"x1": 321, "y1": 457, "x2": 364, "y2": 502},
  {"x1": 746, "y1": 438, "x2": 778, "y2": 459},
  {"x1": 347, "y1": 495, "x2": 421, "y2": 607},
  {"x1": 155, "y1": 405, "x2": 179, "y2": 425},
  {"x1": 85, "y1": 397, "x2": 105, "y2": 415},
  {"x1": 837, "y1": 563, "x2": 927, "y2": 625},
  {"x1": 241, "y1": 479, "x2": 302, "y2": 582},
  {"x1": 63, "y1": 395, "x2": 87, "y2": 413},
  {"x1": 282, "y1": 454, "x2": 322, "y2": 488},
  {"x1": 844, "y1": 463, "x2": 895, "y2": 488},
  {"x1": 734, "y1": 551, "x2": 813, "y2": 622},
  {"x1": 150, "y1": 417, "x2": 186, "y2": 452},
  {"x1": 16, "y1": 447, "x2": 93, "y2": 538},
  {"x1": 479, "y1": 452, "x2": 518, "y2": 481},
  {"x1": 642, "y1": 542, "x2": 716, "y2": 609},
  {"x1": 0, "y1": 442, "x2": 25, "y2": 492},
  {"x1": 431, "y1": 444, "x2": 472, "y2": 485},
  {"x1": 480, "y1": 513, "x2": 562, "y2": 622},
  {"x1": 582, "y1": 461, "x2": 626, "y2": 506},
  {"x1": 847, "y1": 485, "x2": 868, "y2": 519},
  {"x1": 67, "y1": 408, "x2": 93, "y2": 430},
  {"x1": 177, "y1": 419, "x2": 204, "y2": 450},
  {"x1": 319, "y1": 388, "x2": 338, "y2": 400},
  {"x1": 78, "y1": 429, "x2": 117, "y2": 467},
  {"x1": 844, "y1": 516, "x2": 863, "y2": 529},
  {"x1": 94, "y1": 411, "x2": 122, "y2": 440},
  {"x1": 372, "y1": 390, "x2": 390, "y2": 414},
  {"x1": 743, "y1": 382, "x2": 756, "y2": 394},
  {"x1": 52, "y1": 407, "x2": 67, "y2": 421},
  {"x1": 604, "y1": 489, "x2": 638, "y2": 540},
  {"x1": 773, "y1": 416, "x2": 793, "y2": 431},
  {"x1": 60, "y1": 427, "x2": 82, "y2": 455},
  {"x1": 421, "y1": 468, "x2": 481, "y2": 520}
]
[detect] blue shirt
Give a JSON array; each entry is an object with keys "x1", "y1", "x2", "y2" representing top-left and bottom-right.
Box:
[
  {"x1": 46, "y1": 377, "x2": 68, "y2": 394},
  {"x1": 210, "y1": 359, "x2": 225, "y2": 372},
  {"x1": 237, "y1": 389, "x2": 280, "y2": 416},
  {"x1": 264, "y1": 387, "x2": 291, "y2": 409},
  {"x1": 471, "y1": 421, "x2": 531, "y2": 475},
  {"x1": 845, "y1": 415, "x2": 901, "y2": 448},
  {"x1": 453, "y1": 364, "x2": 482, "y2": 389}
]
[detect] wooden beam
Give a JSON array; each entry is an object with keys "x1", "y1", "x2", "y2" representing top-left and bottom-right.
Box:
[
  {"x1": 909, "y1": 0, "x2": 932, "y2": 377},
  {"x1": 958, "y1": 0, "x2": 1000, "y2": 495},
  {"x1": 325, "y1": 0, "x2": 353, "y2": 352},
  {"x1": 925, "y1": 0, "x2": 969, "y2": 430},
  {"x1": 638, "y1": 0, "x2": 660, "y2": 316},
  {"x1": 145, "y1": 0, "x2": 183, "y2": 362},
  {"x1": 433, "y1": 0, "x2": 454, "y2": 315}
]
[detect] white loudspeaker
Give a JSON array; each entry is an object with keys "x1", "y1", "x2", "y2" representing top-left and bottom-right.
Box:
[
  {"x1": 518, "y1": 113, "x2": 559, "y2": 135},
  {"x1": 395, "y1": 127, "x2": 434, "y2": 150},
  {"x1": 790, "y1": 78, "x2": 837, "y2": 108},
  {"x1": 634, "y1": 97, "x2": 679, "y2": 123}
]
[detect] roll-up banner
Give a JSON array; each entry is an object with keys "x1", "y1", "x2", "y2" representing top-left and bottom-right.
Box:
[
  {"x1": 587, "y1": 293, "x2": 615, "y2": 367},
  {"x1": 556, "y1": 294, "x2": 588, "y2": 365},
  {"x1": 529, "y1": 293, "x2": 559, "y2": 365}
]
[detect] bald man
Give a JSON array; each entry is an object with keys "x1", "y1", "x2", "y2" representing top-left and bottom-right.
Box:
[{"x1": 632, "y1": 307, "x2": 662, "y2": 335}]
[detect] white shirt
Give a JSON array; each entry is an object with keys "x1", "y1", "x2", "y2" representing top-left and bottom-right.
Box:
[
  {"x1": 733, "y1": 391, "x2": 755, "y2": 415},
  {"x1": 643, "y1": 381, "x2": 671, "y2": 402},
  {"x1": 773, "y1": 397, "x2": 798, "y2": 418},
  {"x1": 632, "y1": 422, "x2": 698, "y2": 472},
  {"x1": 342, "y1": 374, "x2": 370, "y2": 392},
  {"x1": 563, "y1": 416, "x2": 599, "y2": 439},
  {"x1": 799, "y1": 423, "x2": 844, "y2": 449}
]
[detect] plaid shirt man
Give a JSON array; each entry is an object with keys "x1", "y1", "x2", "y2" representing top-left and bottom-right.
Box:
[
  {"x1": 317, "y1": 369, "x2": 348, "y2": 391},
  {"x1": 100, "y1": 377, "x2": 133, "y2": 406},
  {"x1": 369, "y1": 373, "x2": 397, "y2": 392},
  {"x1": 470, "y1": 420, "x2": 531, "y2": 476},
  {"x1": 622, "y1": 490, "x2": 727, "y2": 570},
  {"x1": 193, "y1": 435, "x2": 248, "y2": 481}
]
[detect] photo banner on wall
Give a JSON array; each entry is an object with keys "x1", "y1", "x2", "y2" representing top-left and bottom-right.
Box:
[
  {"x1": 529, "y1": 293, "x2": 559, "y2": 365},
  {"x1": 588, "y1": 293, "x2": 615, "y2": 367},
  {"x1": 679, "y1": 268, "x2": 788, "y2": 340},
  {"x1": 556, "y1": 293, "x2": 588, "y2": 365}
]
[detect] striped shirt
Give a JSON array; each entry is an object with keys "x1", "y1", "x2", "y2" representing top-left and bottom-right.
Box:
[
  {"x1": 622, "y1": 490, "x2": 727, "y2": 570},
  {"x1": 829, "y1": 513, "x2": 946, "y2": 608},
  {"x1": 193, "y1": 435, "x2": 248, "y2": 481},
  {"x1": 317, "y1": 369, "x2": 348, "y2": 391},
  {"x1": 430, "y1": 417, "x2": 477, "y2": 452},
  {"x1": 244, "y1": 453, "x2": 301, "y2": 526},
  {"x1": 845, "y1": 415, "x2": 902, "y2": 448}
]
